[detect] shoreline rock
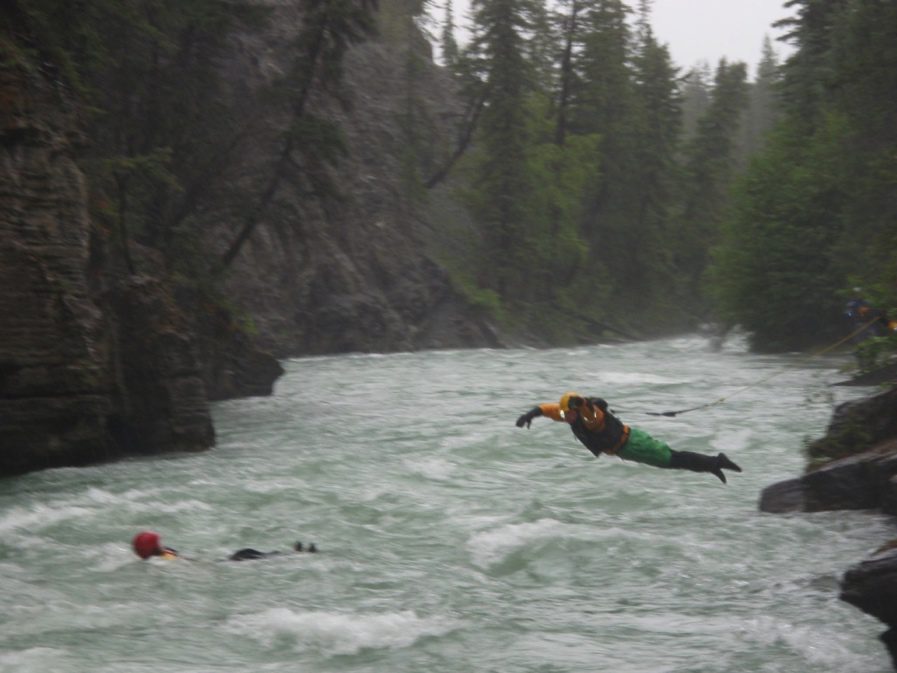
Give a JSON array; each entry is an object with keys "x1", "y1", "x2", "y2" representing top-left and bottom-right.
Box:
[
  {"x1": 841, "y1": 546, "x2": 897, "y2": 671},
  {"x1": 759, "y1": 384, "x2": 897, "y2": 670}
]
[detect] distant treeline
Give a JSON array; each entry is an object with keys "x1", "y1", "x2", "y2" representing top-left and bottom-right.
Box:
[
  {"x1": 710, "y1": 0, "x2": 897, "y2": 350},
  {"x1": 432, "y1": 0, "x2": 895, "y2": 348},
  {"x1": 428, "y1": 0, "x2": 782, "y2": 340},
  {"x1": 5, "y1": 0, "x2": 894, "y2": 351}
]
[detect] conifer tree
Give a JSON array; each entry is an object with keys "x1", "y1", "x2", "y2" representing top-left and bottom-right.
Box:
[
  {"x1": 552, "y1": 0, "x2": 583, "y2": 147},
  {"x1": 748, "y1": 36, "x2": 782, "y2": 151},
  {"x1": 465, "y1": 0, "x2": 540, "y2": 297},
  {"x1": 679, "y1": 63, "x2": 711, "y2": 141},
  {"x1": 440, "y1": 0, "x2": 460, "y2": 67},
  {"x1": 712, "y1": 0, "x2": 897, "y2": 349},
  {"x1": 628, "y1": 2, "x2": 683, "y2": 312},
  {"x1": 676, "y1": 59, "x2": 748, "y2": 304},
  {"x1": 574, "y1": 1, "x2": 643, "y2": 303}
]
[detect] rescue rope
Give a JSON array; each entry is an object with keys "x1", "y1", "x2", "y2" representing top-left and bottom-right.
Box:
[{"x1": 640, "y1": 316, "x2": 883, "y2": 418}]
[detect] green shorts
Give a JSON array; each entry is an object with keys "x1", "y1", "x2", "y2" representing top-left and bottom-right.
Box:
[{"x1": 617, "y1": 427, "x2": 673, "y2": 468}]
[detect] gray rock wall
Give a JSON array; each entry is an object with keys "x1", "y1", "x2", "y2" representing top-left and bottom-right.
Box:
[
  {"x1": 217, "y1": 6, "x2": 498, "y2": 357},
  {"x1": 0, "y1": 62, "x2": 216, "y2": 476},
  {"x1": 1, "y1": 65, "x2": 116, "y2": 473}
]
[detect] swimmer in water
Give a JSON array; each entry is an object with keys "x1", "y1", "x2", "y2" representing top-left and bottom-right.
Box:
[
  {"x1": 132, "y1": 531, "x2": 179, "y2": 559},
  {"x1": 131, "y1": 531, "x2": 317, "y2": 561},
  {"x1": 229, "y1": 542, "x2": 317, "y2": 561}
]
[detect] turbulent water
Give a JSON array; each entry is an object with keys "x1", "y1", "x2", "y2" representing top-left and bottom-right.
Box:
[{"x1": 2, "y1": 335, "x2": 895, "y2": 673}]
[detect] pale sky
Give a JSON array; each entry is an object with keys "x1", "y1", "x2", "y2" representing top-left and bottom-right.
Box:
[
  {"x1": 650, "y1": 0, "x2": 794, "y2": 77},
  {"x1": 445, "y1": 0, "x2": 796, "y2": 79}
]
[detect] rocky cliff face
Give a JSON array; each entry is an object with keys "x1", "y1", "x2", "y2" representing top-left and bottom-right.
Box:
[
  {"x1": 1, "y1": 2, "x2": 491, "y2": 477},
  {"x1": 0, "y1": 62, "x2": 220, "y2": 475},
  {"x1": 0, "y1": 63, "x2": 113, "y2": 473},
  {"x1": 217, "y1": 3, "x2": 499, "y2": 357}
]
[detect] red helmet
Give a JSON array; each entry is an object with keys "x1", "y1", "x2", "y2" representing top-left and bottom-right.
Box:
[{"x1": 132, "y1": 531, "x2": 162, "y2": 559}]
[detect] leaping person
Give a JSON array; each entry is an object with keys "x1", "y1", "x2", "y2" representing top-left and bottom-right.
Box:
[{"x1": 516, "y1": 392, "x2": 742, "y2": 483}]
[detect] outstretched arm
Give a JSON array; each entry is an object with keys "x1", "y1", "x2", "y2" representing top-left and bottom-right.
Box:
[
  {"x1": 516, "y1": 406, "x2": 542, "y2": 428},
  {"x1": 516, "y1": 403, "x2": 564, "y2": 427}
]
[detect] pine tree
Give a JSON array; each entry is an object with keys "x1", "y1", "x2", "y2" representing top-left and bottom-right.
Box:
[
  {"x1": 628, "y1": 3, "x2": 683, "y2": 315},
  {"x1": 465, "y1": 0, "x2": 540, "y2": 298},
  {"x1": 712, "y1": 0, "x2": 897, "y2": 349},
  {"x1": 679, "y1": 62, "x2": 712, "y2": 141},
  {"x1": 574, "y1": 1, "x2": 643, "y2": 305},
  {"x1": 676, "y1": 59, "x2": 749, "y2": 305},
  {"x1": 748, "y1": 36, "x2": 782, "y2": 152},
  {"x1": 440, "y1": 0, "x2": 460, "y2": 67}
]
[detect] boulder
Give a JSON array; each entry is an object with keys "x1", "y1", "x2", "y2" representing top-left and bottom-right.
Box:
[
  {"x1": 841, "y1": 546, "x2": 897, "y2": 671},
  {"x1": 759, "y1": 441, "x2": 897, "y2": 513}
]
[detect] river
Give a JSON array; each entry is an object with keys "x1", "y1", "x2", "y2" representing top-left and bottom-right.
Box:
[{"x1": 1, "y1": 335, "x2": 893, "y2": 672}]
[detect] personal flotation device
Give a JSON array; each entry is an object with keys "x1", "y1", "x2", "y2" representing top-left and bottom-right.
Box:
[{"x1": 561, "y1": 394, "x2": 630, "y2": 457}]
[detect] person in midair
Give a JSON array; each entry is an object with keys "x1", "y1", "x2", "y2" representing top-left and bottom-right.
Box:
[{"x1": 515, "y1": 392, "x2": 742, "y2": 483}]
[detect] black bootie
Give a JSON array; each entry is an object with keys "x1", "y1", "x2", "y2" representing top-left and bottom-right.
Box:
[
  {"x1": 669, "y1": 450, "x2": 734, "y2": 483},
  {"x1": 717, "y1": 453, "x2": 742, "y2": 474}
]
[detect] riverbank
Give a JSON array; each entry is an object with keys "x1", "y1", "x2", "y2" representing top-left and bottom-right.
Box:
[{"x1": 759, "y1": 378, "x2": 897, "y2": 670}]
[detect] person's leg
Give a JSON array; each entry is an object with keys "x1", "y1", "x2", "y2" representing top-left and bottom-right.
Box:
[
  {"x1": 669, "y1": 450, "x2": 742, "y2": 483},
  {"x1": 617, "y1": 427, "x2": 673, "y2": 468},
  {"x1": 619, "y1": 427, "x2": 741, "y2": 483}
]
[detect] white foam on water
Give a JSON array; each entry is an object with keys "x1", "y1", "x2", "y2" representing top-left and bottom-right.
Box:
[
  {"x1": 740, "y1": 615, "x2": 884, "y2": 672},
  {"x1": 402, "y1": 456, "x2": 456, "y2": 481},
  {"x1": 224, "y1": 607, "x2": 458, "y2": 656},
  {"x1": 2, "y1": 338, "x2": 888, "y2": 673},
  {"x1": 467, "y1": 518, "x2": 573, "y2": 568},
  {"x1": 585, "y1": 371, "x2": 689, "y2": 386},
  {"x1": 709, "y1": 427, "x2": 754, "y2": 454},
  {"x1": 240, "y1": 477, "x2": 309, "y2": 494},
  {"x1": 0, "y1": 646, "x2": 70, "y2": 671},
  {"x1": 0, "y1": 504, "x2": 93, "y2": 535}
]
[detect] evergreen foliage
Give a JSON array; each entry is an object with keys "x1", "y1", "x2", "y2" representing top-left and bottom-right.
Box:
[
  {"x1": 713, "y1": 0, "x2": 897, "y2": 350},
  {"x1": 6, "y1": 0, "x2": 378, "y2": 279},
  {"x1": 445, "y1": 0, "x2": 766, "y2": 338},
  {"x1": 440, "y1": 0, "x2": 460, "y2": 67},
  {"x1": 21, "y1": 0, "x2": 891, "y2": 353},
  {"x1": 464, "y1": 0, "x2": 542, "y2": 298},
  {"x1": 675, "y1": 60, "x2": 748, "y2": 305}
]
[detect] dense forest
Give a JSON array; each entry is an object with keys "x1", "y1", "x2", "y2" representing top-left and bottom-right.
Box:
[
  {"x1": 711, "y1": 0, "x2": 897, "y2": 351},
  {"x1": 430, "y1": 0, "x2": 896, "y2": 350},
  {"x1": 431, "y1": 0, "x2": 772, "y2": 340},
  {"x1": 3, "y1": 0, "x2": 896, "y2": 352}
]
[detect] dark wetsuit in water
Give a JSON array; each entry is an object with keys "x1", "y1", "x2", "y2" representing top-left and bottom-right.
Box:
[{"x1": 229, "y1": 542, "x2": 317, "y2": 561}]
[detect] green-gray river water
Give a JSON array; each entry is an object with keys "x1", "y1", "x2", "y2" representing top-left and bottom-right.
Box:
[{"x1": 1, "y1": 335, "x2": 894, "y2": 672}]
